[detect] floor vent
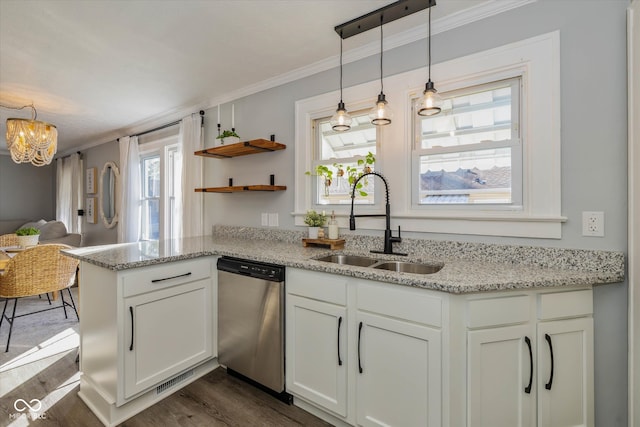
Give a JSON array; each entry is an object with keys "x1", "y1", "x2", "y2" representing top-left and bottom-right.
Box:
[{"x1": 156, "y1": 369, "x2": 194, "y2": 395}]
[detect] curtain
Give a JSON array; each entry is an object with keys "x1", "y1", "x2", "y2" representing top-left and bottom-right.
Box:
[
  {"x1": 179, "y1": 114, "x2": 203, "y2": 237},
  {"x1": 56, "y1": 153, "x2": 82, "y2": 234},
  {"x1": 117, "y1": 136, "x2": 141, "y2": 243}
]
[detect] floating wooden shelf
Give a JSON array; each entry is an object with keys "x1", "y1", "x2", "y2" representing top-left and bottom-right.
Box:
[
  {"x1": 302, "y1": 238, "x2": 346, "y2": 250},
  {"x1": 195, "y1": 139, "x2": 286, "y2": 158},
  {"x1": 195, "y1": 185, "x2": 287, "y2": 193}
]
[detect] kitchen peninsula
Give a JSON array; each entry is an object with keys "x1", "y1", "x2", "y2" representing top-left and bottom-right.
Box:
[{"x1": 65, "y1": 226, "x2": 624, "y2": 427}]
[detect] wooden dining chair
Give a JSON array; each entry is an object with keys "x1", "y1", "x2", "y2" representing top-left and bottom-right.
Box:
[{"x1": 0, "y1": 244, "x2": 79, "y2": 352}]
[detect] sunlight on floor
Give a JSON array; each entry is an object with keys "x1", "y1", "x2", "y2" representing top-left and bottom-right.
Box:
[{"x1": 0, "y1": 327, "x2": 79, "y2": 397}]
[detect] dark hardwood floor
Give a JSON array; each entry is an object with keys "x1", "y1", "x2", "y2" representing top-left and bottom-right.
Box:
[{"x1": 1, "y1": 349, "x2": 331, "y2": 427}]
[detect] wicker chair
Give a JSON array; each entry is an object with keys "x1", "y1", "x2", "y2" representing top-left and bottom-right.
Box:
[
  {"x1": 0, "y1": 244, "x2": 79, "y2": 352},
  {"x1": 0, "y1": 233, "x2": 19, "y2": 247}
]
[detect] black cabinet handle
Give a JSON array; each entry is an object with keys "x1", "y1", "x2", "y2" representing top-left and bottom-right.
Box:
[
  {"x1": 151, "y1": 272, "x2": 192, "y2": 283},
  {"x1": 358, "y1": 322, "x2": 363, "y2": 374},
  {"x1": 129, "y1": 306, "x2": 134, "y2": 351},
  {"x1": 524, "y1": 336, "x2": 533, "y2": 394},
  {"x1": 545, "y1": 333, "x2": 554, "y2": 390},
  {"x1": 337, "y1": 316, "x2": 343, "y2": 366}
]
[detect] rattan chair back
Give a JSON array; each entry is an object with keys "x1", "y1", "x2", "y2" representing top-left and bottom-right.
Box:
[
  {"x1": 0, "y1": 233, "x2": 19, "y2": 247},
  {"x1": 0, "y1": 244, "x2": 79, "y2": 298}
]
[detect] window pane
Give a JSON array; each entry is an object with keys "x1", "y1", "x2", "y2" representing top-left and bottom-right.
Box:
[
  {"x1": 319, "y1": 115, "x2": 376, "y2": 160},
  {"x1": 141, "y1": 199, "x2": 160, "y2": 240},
  {"x1": 417, "y1": 80, "x2": 515, "y2": 150},
  {"x1": 143, "y1": 156, "x2": 160, "y2": 198},
  {"x1": 418, "y1": 147, "x2": 512, "y2": 204}
]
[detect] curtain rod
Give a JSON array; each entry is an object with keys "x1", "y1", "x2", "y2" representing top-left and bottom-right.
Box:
[{"x1": 120, "y1": 110, "x2": 205, "y2": 140}]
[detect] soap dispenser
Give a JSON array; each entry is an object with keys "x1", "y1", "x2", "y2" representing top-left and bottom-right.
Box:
[{"x1": 328, "y1": 210, "x2": 339, "y2": 240}]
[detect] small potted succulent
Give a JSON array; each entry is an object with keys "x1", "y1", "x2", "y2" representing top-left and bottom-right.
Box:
[
  {"x1": 303, "y1": 210, "x2": 327, "y2": 239},
  {"x1": 216, "y1": 130, "x2": 240, "y2": 145},
  {"x1": 15, "y1": 226, "x2": 40, "y2": 248}
]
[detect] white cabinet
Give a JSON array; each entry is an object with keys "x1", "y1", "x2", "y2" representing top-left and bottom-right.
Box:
[
  {"x1": 465, "y1": 289, "x2": 594, "y2": 427},
  {"x1": 285, "y1": 269, "x2": 443, "y2": 427},
  {"x1": 78, "y1": 257, "x2": 218, "y2": 426},
  {"x1": 286, "y1": 269, "x2": 348, "y2": 418}
]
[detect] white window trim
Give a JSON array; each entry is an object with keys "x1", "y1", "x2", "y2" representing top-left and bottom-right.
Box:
[{"x1": 294, "y1": 31, "x2": 564, "y2": 238}]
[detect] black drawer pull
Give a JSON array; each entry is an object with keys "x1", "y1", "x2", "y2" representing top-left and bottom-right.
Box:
[
  {"x1": 545, "y1": 333, "x2": 554, "y2": 390},
  {"x1": 151, "y1": 272, "x2": 192, "y2": 283},
  {"x1": 524, "y1": 336, "x2": 533, "y2": 394},
  {"x1": 129, "y1": 306, "x2": 134, "y2": 351},
  {"x1": 337, "y1": 316, "x2": 343, "y2": 366},
  {"x1": 358, "y1": 322, "x2": 363, "y2": 374}
]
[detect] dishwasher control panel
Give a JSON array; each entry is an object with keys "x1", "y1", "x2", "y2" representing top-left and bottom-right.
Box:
[{"x1": 217, "y1": 257, "x2": 285, "y2": 282}]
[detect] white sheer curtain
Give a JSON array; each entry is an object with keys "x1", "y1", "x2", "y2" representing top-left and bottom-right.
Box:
[
  {"x1": 178, "y1": 113, "x2": 203, "y2": 237},
  {"x1": 56, "y1": 153, "x2": 82, "y2": 234},
  {"x1": 118, "y1": 136, "x2": 141, "y2": 243}
]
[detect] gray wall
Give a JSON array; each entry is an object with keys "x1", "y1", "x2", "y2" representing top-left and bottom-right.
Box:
[
  {"x1": 81, "y1": 140, "x2": 119, "y2": 246},
  {"x1": 0, "y1": 154, "x2": 55, "y2": 225},
  {"x1": 201, "y1": 1, "x2": 629, "y2": 424}
]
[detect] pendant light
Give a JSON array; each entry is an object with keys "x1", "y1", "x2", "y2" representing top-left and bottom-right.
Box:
[
  {"x1": 416, "y1": 7, "x2": 443, "y2": 116},
  {"x1": 369, "y1": 16, "x2": 393, "y2": 126},
  {"x1": 2, "y1": 103, "x2": 58, "y2": 166},
  {"x1": 330, "y1": 34, "x2": 352, "y2": 132}
]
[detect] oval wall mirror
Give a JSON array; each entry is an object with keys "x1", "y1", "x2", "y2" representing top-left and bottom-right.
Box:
[{"x1": 100, "y1": 161, "x2": 120, "y2": 229}]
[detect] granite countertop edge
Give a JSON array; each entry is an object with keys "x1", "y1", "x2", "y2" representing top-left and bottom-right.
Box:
[{"x1": 64, "y1": 235, "x2": 625, "y2": 295}]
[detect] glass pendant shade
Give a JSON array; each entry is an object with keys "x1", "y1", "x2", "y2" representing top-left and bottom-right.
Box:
[
  {"x1": 369, "y1": 93, "x2": 393, "y2": 125},
  {"x1": 6, "y1": 118, "x2": 58, "y2": 166},
  {"x1": 330, "y1": 101, "x2": 353, "y2": 132},
  {"x1": 416, "y1": 80, "x2": 443, "y2": 116}
]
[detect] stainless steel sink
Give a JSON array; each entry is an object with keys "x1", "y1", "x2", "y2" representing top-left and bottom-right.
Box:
[
  {"x1": 315, "y1": 254, "x2": 443, "y2": 274},
  {"x1": 372, "y1": 261, "x2": 443, "y2": 275},
  {"x1": 315, "y1": 254, "x2": 378, "y2": 267}
]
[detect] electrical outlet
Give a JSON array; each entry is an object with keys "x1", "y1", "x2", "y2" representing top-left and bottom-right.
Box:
[
  {"x1": 268, "y1": 213, "x2": 278, "y2": 227},
  {"x1": 261, "y1": 213, "x2": 268, "y2": 226},
  {"x1": 582, "y1": 211, "x2": 604, "y2": 237}
]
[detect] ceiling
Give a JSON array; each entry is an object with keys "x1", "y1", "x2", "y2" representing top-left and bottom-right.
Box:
[{"x1": 0, "y1": 0, "x2": 494, "y2": 156}]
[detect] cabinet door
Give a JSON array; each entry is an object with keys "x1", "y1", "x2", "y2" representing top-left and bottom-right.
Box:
[
  {"x1": 356, "y1": 311, "x2": 441, "y2": 427},
  {"x1": 467, "y1": 324, "x2": 535, "y2": 427},
  {"x1": 123, "y1": 279, "x2": 213, "y2": 400},
  {"x1": 286, "y1": 295, "x2": 348, "y2": 417},
  {"x1": 537, "y1": 317, "x2": 594, "y2": 427}
]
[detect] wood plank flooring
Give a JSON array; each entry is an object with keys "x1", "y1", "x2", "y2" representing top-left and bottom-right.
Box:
[{"x1": 1, "y1": 349, "x2": 331, "y2": 426}]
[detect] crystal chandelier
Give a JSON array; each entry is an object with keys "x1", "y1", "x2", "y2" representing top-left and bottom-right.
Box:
[{"x1": 3, "y1": 103, "x2": 58, "y2": 166}]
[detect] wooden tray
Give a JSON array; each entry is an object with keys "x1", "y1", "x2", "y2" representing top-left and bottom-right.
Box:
[{"x1": 302, "y1": 238, "x2": 345, "y2": 250}]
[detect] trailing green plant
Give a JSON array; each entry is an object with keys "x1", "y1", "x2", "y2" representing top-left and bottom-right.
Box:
[
  {"x1": 216, "y1": 130, "x2": 240, "y2": 140},
  {"x1": 16, "y1": 227, "x2": 40, "y2": 236},
  {"x1": 334, "y1": 151, "x2": 376, "y2": 197},
  {"x1": 303, "y1": 210, "x2": 327, "y2": 227}
]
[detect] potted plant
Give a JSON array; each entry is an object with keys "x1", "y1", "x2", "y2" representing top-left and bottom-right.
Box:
[
  {"x1": 15, "y1": 226, "x2": 40, "y2": 248},
  {"x1": 305, "y1": 165, "x2": 334, "y2": 196},
  {"x1": 216, "y1": 130, "x2": 240, "y2": 145},
  {"x1": 303, "y1": 210, "x2": 326, "y2": 238}
]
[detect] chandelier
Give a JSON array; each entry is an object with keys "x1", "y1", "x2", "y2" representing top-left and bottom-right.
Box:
[{"x1": 2, "y1": 103, "x2": 58, "y2": 166}]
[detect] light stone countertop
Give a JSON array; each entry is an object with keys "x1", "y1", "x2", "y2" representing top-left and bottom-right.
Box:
[{"x1": 64, "y1": 227, "x2": 625, "y2": 294}]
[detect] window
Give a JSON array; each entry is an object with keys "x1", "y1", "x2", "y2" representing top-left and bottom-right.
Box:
[
  {"x1": 139, "y1": 138, "x2": 181, "y2": 241},
  {"x1": 413, "y1": 78, "x2": 522, "y2": 208},
  {"x1": 312, "y1": 111, "x2": 377, "y2": 206},
  {"x1": 295, "y1": 32, "x2": 562, "y2": 238}
]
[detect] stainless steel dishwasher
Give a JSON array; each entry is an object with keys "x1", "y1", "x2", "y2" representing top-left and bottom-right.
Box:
[{"x1": 217, "y1": 256, "x2": 292, "y2": 403}]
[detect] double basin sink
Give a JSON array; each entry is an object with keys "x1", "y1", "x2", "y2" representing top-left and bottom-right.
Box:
[{"x1": 315, "y1": 254, "x2": 443, "y2": 275}]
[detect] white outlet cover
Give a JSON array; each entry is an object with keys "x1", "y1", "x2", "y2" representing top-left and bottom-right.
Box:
[
  {"x1": 261, "y1": 213, "x2": 268, "y2": 226},
  {"x1": 268, "y1": 213, "x2": 278, "y2": 227},
  {"x1": 582, "y1": 211, "x2": 604, "y2": 237}
]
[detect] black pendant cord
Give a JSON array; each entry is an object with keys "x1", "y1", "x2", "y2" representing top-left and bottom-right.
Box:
[
  {"x1": 339, "y1": 34, "x2": 344, "y2": 103},
  {"x1": 379, "y1": 16, "x2": 384, "y2": 95},
  {"x1": 428, "y1": 7, "x2": 432, "y2": 82}
]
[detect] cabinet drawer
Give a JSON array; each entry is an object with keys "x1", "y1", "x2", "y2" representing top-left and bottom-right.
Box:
[
  {"x1": 122, "y1": 258, "x2": 212, "y2": 297},
  {"x1": 287, "y1": 268, "x2": 347, "y2": 305},
  {"x1": 538, "y1": 289, "x2": 592, "y2": 320},
  {"x1": 467, "y1": 295, "x2": 530, "y2": 328},
  {"x1": 357, "y1": 280, "x2": 442, "y2": 328}
]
